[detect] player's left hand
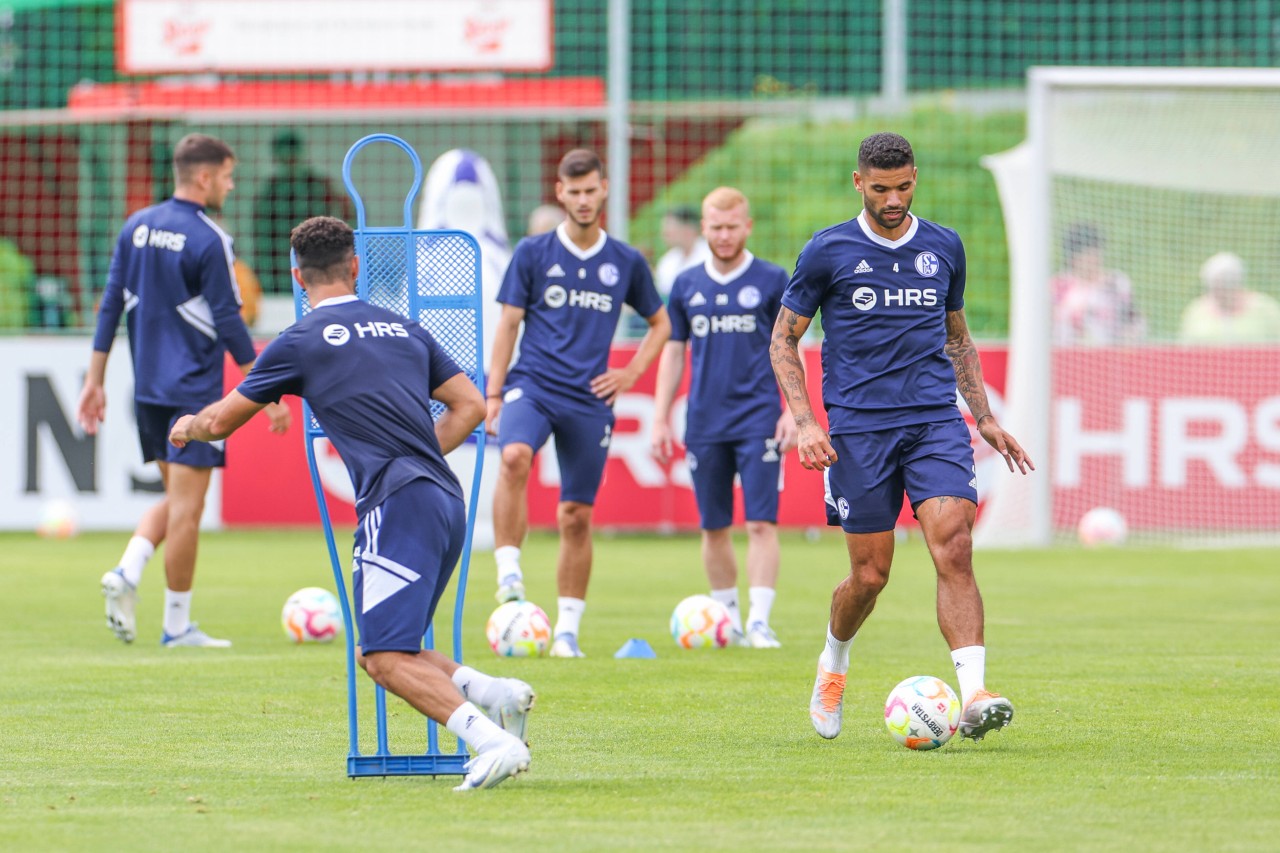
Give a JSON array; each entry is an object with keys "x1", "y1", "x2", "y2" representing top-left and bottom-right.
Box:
[
  {"x1": 590, "y1": 367, "x2": 637, "y2": 406},
  {"x1": 977, "y1": 417, "x2": 1035, "y2": 475},
  {"x1": 169, "y1": 415, "x2": 196, "y2": 449},
  {"x1": 774, "y1": 410, "x2": 798, "y2": 453},
  {"x1": 264, "y1": 401, "x2": 292, "y2": 434}
]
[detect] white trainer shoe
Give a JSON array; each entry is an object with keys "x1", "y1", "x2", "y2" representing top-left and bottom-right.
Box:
[
  {"x1": 958, "y1": 690, "x2": 1014, "y2": 741},
  {"x1": 161, "y1": 623, "x2": 232, "y2": 648},
  {"x1": 746, "y1": 622, "x2": 782, "y2": 649},
  {"x1": 101, "y1": 568, "x2": 137, "y2": 644},
  {"x1": 549, "y1": 632, "x2": 585, "y2": 658},
  {"x1": 495, "y1": 573, "x2": 525, "y2": 604},
  {"x1": 809, "y1": 665, "x2": 846, "y2": 739},
  {"x1": 487, "y1": 678, "x2": 536, "y2": 743},
  {"x1": 453, "y1": 737, "x2": 531, "y2": 792}
]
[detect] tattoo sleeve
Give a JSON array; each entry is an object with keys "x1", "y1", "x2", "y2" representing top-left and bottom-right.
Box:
[
  {"x1": 769, "y1": 307, "x2": 816, "y2": 427},
  {"x1": 944, "y1": 309, "x2": 992, "y2": 424}
]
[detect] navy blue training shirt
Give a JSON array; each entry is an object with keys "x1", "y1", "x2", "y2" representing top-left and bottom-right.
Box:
[
  {"x1": 668, "y1": 252, "x2": 787, "y2": 443},
  {"x1": 92, "y1": 197, "x2": 256, "y2": 407},
  {"x1": 781, "y1": 211, "x2": 966, "y2": 434},
  {"x1": 498, "y1": 223, "x2": 664, "y2": 411},
  {"x1": 236, "y1": 296, "x2": 465, "y2": 515}
]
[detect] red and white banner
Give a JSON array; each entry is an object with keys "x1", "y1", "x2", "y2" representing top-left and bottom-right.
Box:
[
  {"x1": 1053, "y1": 347, "x2": 1280, "y2": 531},
  {"x1": 118, "y1": 0, "x2": 554, "y2": 74},
  {"x1": 5, "y1": 338, "x2": 1277, "y2": 535}
]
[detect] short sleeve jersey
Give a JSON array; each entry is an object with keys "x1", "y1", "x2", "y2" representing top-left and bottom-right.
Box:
[
  {"x1": 668, "y1": 252, "x2": 787, "y2": 443},
  {"x1": 236, "y1": 296, "x2": 464, "y2": 515},
  {"x1": 92, "y1": 197, "x2": 256, "y2": 407},
  {"x1": 498, "y1": 223, "x2": 664, "y2": 411},
  {"x1": 781, "y1": 212, "x2": 966, "y2": 434}
]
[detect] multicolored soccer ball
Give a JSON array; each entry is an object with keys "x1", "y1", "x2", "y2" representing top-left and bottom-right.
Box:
[
  {"x1": 1078, "y1": 506, "x2": 1128, "y2": 547},
  {"x1": 281, "y1": 587, "x2": 342, "y2": 644},
  {"x1": 486, "y1": 600, "x2": 552, "y2": 657},
  {"x1": 669, "y1": 594, "x2": 734, "y2": 649},
  {"x1": 36, "y1": 499, "x2": 79, "y2": 539},
  {"x1": 884, "y1": 675, "x2": 962, "y2": 751}
]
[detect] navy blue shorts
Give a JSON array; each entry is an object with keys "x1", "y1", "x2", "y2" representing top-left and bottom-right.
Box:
[
  {"x1": 824, "y1": 419, "x2": 977, "y2": 534},
  {"x1": 496, "y1": 385, "x2": 614, "y2": 505},
  {"x1": 136, "y1": 401, "x2": 225, "y2": 468},
  {"x1": 685, "y1": 437, "x2": 782, "y2": 529},
  {"x1": 351, "y1": 478, "x2": 466, "y2": 654}
]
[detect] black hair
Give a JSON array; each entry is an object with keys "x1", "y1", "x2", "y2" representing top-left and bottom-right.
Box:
[
  {"x1": 666, "y1": 205, "x2": 700, "y2": 227},
  {"x1": 1062, "y1": 222, "x2": 1104, "y2": 264},
  {"x1": 290, "y1": 216, "x2": 354, "y2": 282},
  {"x1": 857, "y1": 132, "x2": 914, "y2": 172}
]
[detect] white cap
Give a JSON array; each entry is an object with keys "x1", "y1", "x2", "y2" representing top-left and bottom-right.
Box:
[{"x1": 1200, "y1": 251, "x2": 1244, "y2": 289}]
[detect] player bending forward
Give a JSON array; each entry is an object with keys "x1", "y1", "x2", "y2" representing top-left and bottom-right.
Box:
[
  {"x1": 769, "y1": 132, "x2": 1033, "y2": 742},
  {"x1": 169, "y1": 217, "x2": 533, "y2": 790}
]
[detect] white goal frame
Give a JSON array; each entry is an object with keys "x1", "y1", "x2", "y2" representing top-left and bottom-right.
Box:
[{"x1": 976, "y1": 66, "x2": 1280, "y2": 548}]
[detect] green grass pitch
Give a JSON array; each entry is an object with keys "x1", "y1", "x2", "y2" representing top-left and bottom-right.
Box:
[{"x1": 2, "y1": 529, "x2": 1277, "y2": 851}]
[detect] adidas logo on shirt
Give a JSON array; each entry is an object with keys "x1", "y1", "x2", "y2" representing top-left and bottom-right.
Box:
[
  {"x1": 546, "y1": 263, "x2": 566, "y2": 277},
  {"x1": 854, "y1": 259, "x2": 874, "y2": 274},
  {"x1": 688, "y1": 292, "x2": 707, "y2": 307}
]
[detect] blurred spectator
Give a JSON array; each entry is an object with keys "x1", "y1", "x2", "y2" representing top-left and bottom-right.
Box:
[
  {"x1": 0, "y1": 237, "x2": 33, "y2": 328},
  {"x1": 251, "y1": 130, "x2": 353, "y2": 295},
  {"x1": 526, "y1": 203, "x2": 564, "y2": 237},
  {"x1": 1052, "y1": 222, "x2": 1145, "y2": 345},
  {"x1": 654, "y1": 204, "x2": 710, "y2": 298},
  {"x1": 1179, "y1": 251, "x2": 1280, "y2": 344}
]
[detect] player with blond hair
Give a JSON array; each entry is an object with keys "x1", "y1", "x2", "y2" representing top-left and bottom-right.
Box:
[{"x1": 652, "y1": 187, "x2": 795, "y2": 647}]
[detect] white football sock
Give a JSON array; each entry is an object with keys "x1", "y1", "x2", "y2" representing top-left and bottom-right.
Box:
[
  {"x1": 709, "y1": 588, "x2": 742, "y2": 633},
  {"x1": 951, "y1": 645, "x2": 986, "y2": 705},
  {"x1": 163, "y1": 589, "x2": 192, "y2": 638},
  {"x1": 118, "y1": 535, "x2": 155, "y2": 588},
  {"x1": 553, "y1": 597, "x2": 585, "y2": 637},
  {"x1": 451, "y1": 665, "x2": 501, "y2": 708},
  {"x1": 446, "y1": 702, "x2": 512, "y2": 754},
  {"x1": 747, "y1": 586, "x2": 776, "y2": 628},
  {"x1": 819, "y1": 624, "x2": 854, "y2": 675},
  {"x1": 494, "y1": 546, "x2": 522, "y2": 583}
]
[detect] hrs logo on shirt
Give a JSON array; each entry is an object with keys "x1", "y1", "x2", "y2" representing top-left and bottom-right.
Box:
[
  {"x1": 691, "y1": 314, "x2": 756, "y2": 337},
  {"x1": 850, "y1": 286, "x2": 939, "y2": 311},
  {"x1": 543, "y1": 284, "x2": 612, "y2": 313},
  {"x1": 322, "y1": 321, "x2": 410, "y2": 345}
]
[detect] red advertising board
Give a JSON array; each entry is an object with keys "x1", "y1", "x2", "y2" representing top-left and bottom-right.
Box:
[
  {"x1": 222, "y1": 342, "x2": 1277, "y2": 534},
  {"x1": 1052, "y1": 347, "x2": 1280, "y2": 531}
]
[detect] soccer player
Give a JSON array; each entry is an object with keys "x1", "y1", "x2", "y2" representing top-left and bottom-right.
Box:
[
  {"x1": 168, "y1": 216, "x2": 534, "y2": 791},
  {"x1": 769, "y1": 132, "x2": 1033, "y2": 742},
  {"x1": 78, "y1": 133, "x2": 291, "y2": 648},
  {"x1": 485, "y1": 149, "x2": 671, "y2": 658},
  {"x1": 651, "y1": 187, "x2": 796, "y2": 648}
]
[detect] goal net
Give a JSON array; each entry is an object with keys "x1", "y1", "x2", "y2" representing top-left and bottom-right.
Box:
[{"x1": 978, "y1": 67, "x2": 1280, "y2": 548}]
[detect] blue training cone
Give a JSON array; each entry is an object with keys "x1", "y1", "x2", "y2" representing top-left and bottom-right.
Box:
[{"x1": 614, "y1": 638, "x2": 657, "y2": 659}]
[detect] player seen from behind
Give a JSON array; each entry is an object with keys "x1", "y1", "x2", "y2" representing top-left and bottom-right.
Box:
[{"x1": 168, "y1": 216, "x2": 534, "y2": 791}]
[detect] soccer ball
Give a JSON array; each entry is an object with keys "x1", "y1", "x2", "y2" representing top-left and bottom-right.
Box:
[
  {"x1": 281, "y1": 587, "x2": 342, "y2": 643},
  {"x1": 884, "y1": 675, "x2": 962, "y2": 751},
  {"x1": 669, "y1": 594, "x2": 734, "y2": 649},
  {"x1": 486, "y1": 600, "x2": 552, "y2": 657},
  {"x1": 1078, "y1": 506, "x2": 1128, "y2": 547},
  {"x1": 36, "y1": 499, "x2": 79, "y2": 539}
]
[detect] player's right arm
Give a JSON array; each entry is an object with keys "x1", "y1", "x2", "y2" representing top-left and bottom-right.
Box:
[
  {"x1": 772, "y1": 236, "x2": 837, "y2": 470},
  {"x1": 770, "y1": 307, "x2": 835, "y2": 470},
  {"x1": 432, "y1": 373, "x2": 487, "y2": 455},
  {"x1": 78, "y1": 228, "x2": 130, "y2": 435},
  {"x1": 485, "y1": 303, "x2": 525, "y2": 436},
  {"x1": 650, "y1": 340, "x2": 687, "y2": 465}
]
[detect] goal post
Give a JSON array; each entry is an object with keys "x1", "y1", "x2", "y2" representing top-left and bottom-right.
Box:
[{"x1": 977, "y1": 67, "x2": 1280, "y2": 549}]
